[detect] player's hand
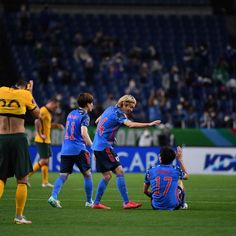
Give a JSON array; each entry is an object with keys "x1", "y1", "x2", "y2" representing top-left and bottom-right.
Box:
[
  {"x1": 149, "y1": 120, "x2": 161, "y2": 126},
  {"x1": 27, "y1": 80, "x2": 33, "y2": 93},
  {"x1": 41, "y1": 134, "x2": 46, "y2": 140},
  {"x1": 176, "y1": 146, "x2": 183, "y2": 160},
  {"x1": 57, "y1": 124, "x2": 64, "y2": 129}
]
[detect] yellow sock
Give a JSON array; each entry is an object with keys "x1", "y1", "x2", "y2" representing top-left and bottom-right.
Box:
[
  {"x1": 16, "y1": 184, "x2": 27, "y2": 216},
  {"x1": 0, "y1": 180, "x2": 5, "y2": 198},
  {"x1": 28, "y1": 162, "x2": 41, "y2": 176},
  {"x1": 41, "y1": 165, "x2": 48, "y2": 184}
]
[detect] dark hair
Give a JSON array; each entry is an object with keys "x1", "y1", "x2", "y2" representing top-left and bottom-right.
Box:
[
  {"x1": 160, "y1": 146, "x2": 176, "y2": 164},
  {"x1": 14, "y1": 80, "x2": 28, "y2": 89},
  {"x1": 77, "y1": 93, "x2": 93, "y2": 108},
  {"x1": 48, "y1": 96, "x2": 60, "y2": 104}
]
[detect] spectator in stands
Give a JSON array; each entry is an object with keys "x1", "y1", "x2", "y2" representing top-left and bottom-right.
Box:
[
  {"x1": 125, "y1": 79, "x2": 140, "y2": 97},
  {"x1": 148, "y1": 90, "x2": 162, "y2": 121},
  {"x1": 138, "y1": 129, "x2": 153, "y2": 147},
  {"x1": 84, "y1": 57, "x2": 95, "y2": 86},
  {"x1": 200, "y1": 109, "x2": 216, "y2": 128},
  {"x1": 212, "y1": 57, "x2": 229, "y2": 85},
  {"x1": 103, "y1": 94, "x2": 116, "y2": 110},
  {"x1": 185, "y1": 106, "x2": 199, "y2": 128},
  {"x1": 158, "y1": 124, "x2": 175, "y2": 147},
  {"x1": 139, "y1": 62, "x2": 151, "y2": 84},
  {"x1": 172, "y1": 104, "x2": 187, "y2": 128},
  {"x1": 195, "y1": 43, "x2": 210, "y2": 76},
  {"x1": 17, "y1": 4, "x2": 30, "y2": 32}
]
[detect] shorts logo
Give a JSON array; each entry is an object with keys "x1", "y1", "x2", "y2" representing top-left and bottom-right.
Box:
[{"x1": 204, "y1": 154, "x2": 236, "y2": 171}]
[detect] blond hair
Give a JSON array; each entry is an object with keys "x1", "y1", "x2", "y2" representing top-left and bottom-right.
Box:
[{"x1": 117, "y1": 95, "x2": 136, "y2": 107}]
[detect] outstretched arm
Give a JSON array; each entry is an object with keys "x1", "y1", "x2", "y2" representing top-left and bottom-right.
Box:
[{"x1": 124, "y1": 120, "x2": 161, "y2": 128}]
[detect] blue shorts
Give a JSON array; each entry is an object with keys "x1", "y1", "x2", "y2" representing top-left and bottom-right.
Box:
[
  {"x1": 151, "y1": 186, "x2": 185, "y2": 210},
  {"x1": 60, "y1": 150, "x2": 91, "y2": 174},
  {"x1": 94, "y1": 148, "x2": 121, "y2": 173}
]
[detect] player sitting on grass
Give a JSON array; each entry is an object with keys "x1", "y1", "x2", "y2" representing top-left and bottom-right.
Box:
[{"x1": 144, "y1": 146, "x2": 188, "y2": 210}]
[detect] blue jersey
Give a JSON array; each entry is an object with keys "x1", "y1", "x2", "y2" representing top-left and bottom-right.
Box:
[
  {"x1": 92, "y1": 106, "x2": 128, "y2": 151},
  {"x1": 144, "y1": 164, "x2": 185, "y2": 210},
  {"x1": 61, "y1": 108, "x2": 90, "y2": 155}
]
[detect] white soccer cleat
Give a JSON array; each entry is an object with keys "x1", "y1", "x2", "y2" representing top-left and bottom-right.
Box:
[
  {"x1": 48, "y1": 196, "x2": 62, "y2": 208},
  {"x1": 42, "y1": 183, "x2": 54, "y2": 188},
  {"x1": 181, "y1": 202, "x2": 188, "y2": 210},
  {"x1": 14, "y1": 216, "x2": 32, "y2": 224},
  {"x1": 85, "y1": 200, "x2": 94, "y2": 208}
]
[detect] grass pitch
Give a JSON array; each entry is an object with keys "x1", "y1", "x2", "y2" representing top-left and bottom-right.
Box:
[{"x1": 1, "y1": 173, "x2": 236, "y2": 236}]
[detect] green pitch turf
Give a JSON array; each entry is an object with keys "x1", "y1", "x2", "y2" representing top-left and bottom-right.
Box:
[{"x1": 1, "y1": 173, "x2": 236, "y2": 236}]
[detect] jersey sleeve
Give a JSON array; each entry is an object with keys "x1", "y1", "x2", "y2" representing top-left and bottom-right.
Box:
[
  {"x1": 144, "y1": 169, "x2": 151, "y2": 184},
  {"x1": 115, "y1": 110, "x2": 128, "y2": 124},
  {"x1": 24, "y1": 91, "x2": 37, "y2": 111},
  {"x1": 174, "y1": 166, "x2": 185, "y2": 180},
  {"x1": 39, "y1": 107, "x2": 47, "y2": 119},
  {"x1": 81, "y1": 114, "x2": 90, "y2": 127}
]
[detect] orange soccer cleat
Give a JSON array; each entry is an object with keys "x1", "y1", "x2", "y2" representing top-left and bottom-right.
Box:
[{"x1": 123, "y1": 201, "x2": 142, "y2": 209}]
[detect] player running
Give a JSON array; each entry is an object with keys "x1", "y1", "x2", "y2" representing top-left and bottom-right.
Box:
[
  {"x1": 92, "y1": 95, "x2": 161, "y2": 209},
  {"x1": 48, "y1": 93, "x2": 94, "y2": 208}
]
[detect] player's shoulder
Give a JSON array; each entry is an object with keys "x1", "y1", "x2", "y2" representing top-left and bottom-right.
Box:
[{"x1": 146, "y1": 165, "x2": 158, "y2": 174}]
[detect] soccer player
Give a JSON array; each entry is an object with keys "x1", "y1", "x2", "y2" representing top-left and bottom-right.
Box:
[
  {"x1": 143, "y1": 146, "x2": 188, "y2": 210},
  {"x1": 28, "y1": 97, "x2": 64, "y2": 187},
  {"x1": 92, "y1": 95, "x2": 161, "y2": 209},
  {"x1": 0, "y1": 80, "x2": 40, "y2": 224},
  {"x1": 48, "y1": 93, "x2": 94, "y2": 208}
]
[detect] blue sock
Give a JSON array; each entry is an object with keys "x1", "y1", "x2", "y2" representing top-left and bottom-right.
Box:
[
  {"x1": 94, "y1": 178, "x2": 109, "y2": 204},
  {"x1": 84, "y1": 174, "x2": 93, "y2": 203},
  {"x1": 116, "y1": 174, "x2": 129, "y2": 204},
  {"x1": 52, "y1": 175, "x2": 67, "y2": 200}
]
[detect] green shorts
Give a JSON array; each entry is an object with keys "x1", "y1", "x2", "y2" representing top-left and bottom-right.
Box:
[
  {"x1": 35, "y1": 142, "x2": 52, "y2": 159},
  {"x1": 0, "y1": 133, "x2": 33, "y2": 179}
]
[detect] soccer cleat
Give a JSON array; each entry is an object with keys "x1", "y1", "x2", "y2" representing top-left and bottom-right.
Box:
[
  {"x1": 92, "y1": 203, "x2": 111, "y2": 210},
  {"x1": 85, "y1": 200, "x2": 94, "y2": 208},
  {"x1": 14, "y1": 216, "x2": 32, "y2": 224},
  {"x1": 180, "y1": 202, "x2": 188, "y2": 210},
  {"x1": 42, "y1": 182, "x2": 54, "y2": 188},
  {"x1": 48, "y1": 196, "x2": 62, "y2": 208},
  {"x1": 123, "y1": 201, "x2": 142, "y2": 209}
]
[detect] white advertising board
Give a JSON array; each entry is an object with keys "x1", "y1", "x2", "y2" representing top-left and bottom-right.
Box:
[{"x1": 182, "y1": 147, "x2": 236, "y2": 175}]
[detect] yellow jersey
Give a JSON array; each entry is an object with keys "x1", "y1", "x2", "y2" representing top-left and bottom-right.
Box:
[
  {"x1": 0, "y1": 86, "x2": 37, "y2": 118},
  {"x1": 35, "y1": 106, "x2": 52, "y2": 144}
]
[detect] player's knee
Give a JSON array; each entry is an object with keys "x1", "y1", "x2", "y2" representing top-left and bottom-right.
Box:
[
  {"x1": 40, "y1": 159, "x2": 49, "y2": 165},
  {"x1": 17, "y1": 176, "x2": 27, "y2": 184},
  {"x1": 103, "y1": 173, "x2": 112, "y2": 182},
  {"x1": 114, "y1": 166, "x2": 124, "y2": 175},
  {"x1": 83, "y1": 169, "x2": 92, "y2": 178}
]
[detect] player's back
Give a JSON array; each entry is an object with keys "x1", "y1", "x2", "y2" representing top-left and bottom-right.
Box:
[
  {"x1": 148, "y1": 165, "x2": 180, "y2": 210},
  {"x1": 92, "y1": 106, "x2": 126, "y2": 151},
  {"x1": 61, "y1": 108, "x2": 89, "y2": 155},
  {"x1": 0, "y1": 86, "x2": 35, "y2": 117},
  {"x1": 0, "y1": 86, "x2": 37, "y2": 134}
]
